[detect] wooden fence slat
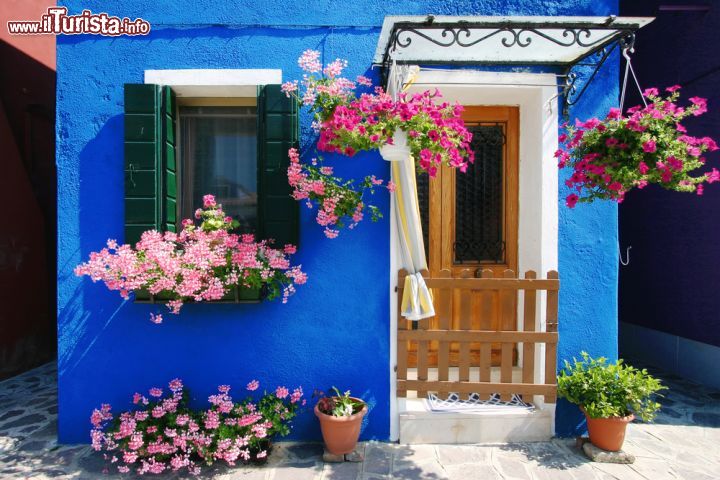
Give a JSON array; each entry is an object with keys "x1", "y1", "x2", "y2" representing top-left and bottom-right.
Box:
[
  {"x1": 398, "y1": 330, "x2": 558, "y2": 343},
  {"x1": 501, "y1": 269, "x2": 516, "y2": 331},
  {"x1": 479, "y1": 269, "x2": 494, "y2": 330},
  {"x1": 437, "y1": 269, "x2": 452, "y2": 398},
  {"x1": 458, "y1": 269, "x2": 473, "y2": 398},
  {"x1": 398, "y1": 380, "x2": 557, "y2": 396},
  {"x1": 544, "y1": 270, "x2": 559, "y2": 403},
  {"x1": 479, "y1": 343, "x2": 491, "y2": 385},
  {"x1": 522, "y1": 270, "x2": 537, "y2": 398},
  {"x1": 395, "y1": 269, "x2": 559, "y2": 405},
  {"x1": 423, "y1": 278, "x2": 559, "y2": 290},
  {"x1": 500, "y1": 342, "x2": 513, "y2": 401}
]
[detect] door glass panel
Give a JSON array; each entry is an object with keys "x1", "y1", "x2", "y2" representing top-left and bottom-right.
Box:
[
  {"x1": 454, "y1": 123, "x2": 506, "y2": 264},
  {"x1": 416, "y1": 170, "x2": 430, "y2": 263}
]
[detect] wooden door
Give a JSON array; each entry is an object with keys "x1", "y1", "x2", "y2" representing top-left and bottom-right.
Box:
[{"x1": 411, "y1": 106, "x2": 520, "y2": 367}]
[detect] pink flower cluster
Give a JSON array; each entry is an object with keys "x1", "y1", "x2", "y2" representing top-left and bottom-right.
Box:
[
  {"x1": 287, "y1": 148, "x2": 389, "y2": 238},
  {"x1": 284, "y1": 50, "x2": 474, "y2": 178},
  {"x1": 75, "y1": 195, "x2": 306, "y2": 319},
  {"x1": 90, "y1": 378, "x2": 305, "y2": 476},
  {"x1": 557, "y1": 86, "x2": 718, "y2": 207},
  {"x1": 318, "y1": 88, "x2": 474, "y2": 178}
]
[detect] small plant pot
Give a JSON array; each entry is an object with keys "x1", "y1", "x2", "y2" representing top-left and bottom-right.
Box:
[
  {"x1": 314, "y1": 398, "x2": 367, "y2": 455},
  {"x1": 583, "y1": 408, "x2": 634, "y2": 452}
]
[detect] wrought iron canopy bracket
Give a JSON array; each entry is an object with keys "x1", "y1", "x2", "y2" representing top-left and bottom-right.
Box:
[{"x1": 372, "y1": 15, "x2": 654, "y2": 116}]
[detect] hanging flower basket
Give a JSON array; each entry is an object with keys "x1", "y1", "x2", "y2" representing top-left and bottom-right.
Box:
[
  {"x1": 557, "y1": 86, "x2": 719, "y2": 207},
  {"x1": 281, "y1": 49, "x2": 475, "y2": 238}
]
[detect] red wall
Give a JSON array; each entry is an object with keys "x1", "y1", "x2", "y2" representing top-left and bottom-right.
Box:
[{"x1": 0, "y1": 1, "x2": 56, "y2": 378}]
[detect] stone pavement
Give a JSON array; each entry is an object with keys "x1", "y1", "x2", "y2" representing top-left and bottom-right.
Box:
[{"x1": 1, "y1": 362, "x2": 719, "y2": 479}]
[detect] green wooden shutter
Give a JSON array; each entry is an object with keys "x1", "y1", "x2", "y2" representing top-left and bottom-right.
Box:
[
  {"x1": 257, "y1": 84, "x2": 299, "y2": 247},
  {"x1": 124, "y1": 84, "x2": 178, "y2": 244}
]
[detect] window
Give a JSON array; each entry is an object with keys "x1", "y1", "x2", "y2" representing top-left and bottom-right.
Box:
[
  {"x1": 179, "y1": 106, "x2": 258, "y2": 233},
  {"x1": 123, "y1": 83, "x2": 299, "y2": 248}
]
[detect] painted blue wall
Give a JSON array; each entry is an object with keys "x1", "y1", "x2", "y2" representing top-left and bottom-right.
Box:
[
  {"x1": 618, "y1": 2, "x2": 720, "y2": 349},
  {"x1": 57, "y1": 0, "x2": 617, "y2": 443}
]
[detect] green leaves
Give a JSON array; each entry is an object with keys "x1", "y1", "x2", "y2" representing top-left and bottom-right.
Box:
[{"x1": 557, "y1": 352, "x2": 666, "y2": 421}]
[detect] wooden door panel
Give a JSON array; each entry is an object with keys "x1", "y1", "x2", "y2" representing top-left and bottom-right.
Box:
[{"x1": 408, "y1": 106, "x2": 519, "y2": 369}]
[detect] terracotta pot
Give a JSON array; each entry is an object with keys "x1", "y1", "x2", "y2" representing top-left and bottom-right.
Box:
[
  {"x1": 315, "y1": 398, "x2": 367, "y2": 455},
  {"x1": 583, "y1": 408, "x2": 634, "y2": 451}
]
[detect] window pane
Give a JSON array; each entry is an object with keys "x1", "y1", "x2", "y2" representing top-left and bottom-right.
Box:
[
  {"x1": 454, "y1": 124, "x2": 505, "y2": 263},
  {"x1": 180, "y1": 106, "x2": 257, "y2": 233}
]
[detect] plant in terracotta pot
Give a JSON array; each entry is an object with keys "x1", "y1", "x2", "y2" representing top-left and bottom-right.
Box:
[
  {"x1": 557, "y1": 352, "x2": 666, "y2": 452},
  {"x1": 314, "y1": 387, "x2": 367, "y2": 455}
]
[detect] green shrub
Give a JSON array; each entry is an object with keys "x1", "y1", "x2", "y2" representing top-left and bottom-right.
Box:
[{"x1": 557, "y1": 352, "x2": 666, "y2": 421}]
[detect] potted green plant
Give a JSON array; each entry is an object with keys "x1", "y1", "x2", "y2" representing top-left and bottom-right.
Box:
[
  {"x1": 557, "y1": 352, "x2": 666, "y2": 451},
  {"x1": 314, "y1": 387, "x2": 367, "y2": 455}
]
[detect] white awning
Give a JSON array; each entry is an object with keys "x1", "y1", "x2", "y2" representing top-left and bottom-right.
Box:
[{"x1": 373, "y1": 15, "x2": 653, "y2": 67}]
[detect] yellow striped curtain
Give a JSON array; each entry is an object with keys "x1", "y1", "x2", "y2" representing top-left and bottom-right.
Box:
[{"x1": 382, "y1": 64, "x2": 435, "y2": 321}]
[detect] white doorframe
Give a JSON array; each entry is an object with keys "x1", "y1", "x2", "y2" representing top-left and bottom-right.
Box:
[{"x1": 389, "y1": 70, "x2": 559, "y2": 441}]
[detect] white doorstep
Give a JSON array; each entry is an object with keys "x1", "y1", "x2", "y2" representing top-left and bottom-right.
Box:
[{"x1": 398, "y1": 397, "x2": 555, "y2": 444}]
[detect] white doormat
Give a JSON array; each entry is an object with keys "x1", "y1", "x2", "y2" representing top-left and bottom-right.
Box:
[{"x1": 426, "y1": 392, "x2": 534, "y2": 413}]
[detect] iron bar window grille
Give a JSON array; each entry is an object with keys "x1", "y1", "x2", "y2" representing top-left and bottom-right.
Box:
[{"x1": 454, "y1": 123, "x2": 506, "y2": 264}]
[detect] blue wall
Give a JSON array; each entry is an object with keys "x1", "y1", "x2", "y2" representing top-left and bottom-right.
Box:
[
  {"x1": 57, "y1": 0, "x2": 617, "y2": 443},
  {"x1": 618, "y1": 2, "x2": 720, "y2": 349}
]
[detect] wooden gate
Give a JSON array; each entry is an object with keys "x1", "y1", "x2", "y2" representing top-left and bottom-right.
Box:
[{"x1": 397, "y1": 268, "x2": 559, "y2": 403}]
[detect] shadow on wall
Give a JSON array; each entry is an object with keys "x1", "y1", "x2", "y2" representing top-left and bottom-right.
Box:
[
  {"x1": 57, "y1": 114, "x2": 128, "y2": 379},
  {"x1": 0, "y1": 40, "x2": 56, "y2": 379}
]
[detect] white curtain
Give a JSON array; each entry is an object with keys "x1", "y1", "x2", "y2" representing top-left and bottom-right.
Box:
[{"x1": 381, "y1": 64, "x2": 435, "y2": 321}]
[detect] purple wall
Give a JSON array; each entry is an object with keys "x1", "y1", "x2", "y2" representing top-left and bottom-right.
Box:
[{"x1": 618, "y1": 2, "x2": 720, "y2": 348}]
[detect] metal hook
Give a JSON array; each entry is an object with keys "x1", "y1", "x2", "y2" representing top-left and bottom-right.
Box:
[
  {"x1": 128, "y1": 164, "x2": 137, "y2": 188},
  {"x1": 619, "y1": 245, "x2": 632, "y2": 266}
]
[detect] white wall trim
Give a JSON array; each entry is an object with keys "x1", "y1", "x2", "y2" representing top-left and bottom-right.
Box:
[
  {"x1": 389, "y1": 70, "x2": 559, "y2": 440},
  {"x1": 144, "y1": 69, "x2": 283, "y2": 97}
]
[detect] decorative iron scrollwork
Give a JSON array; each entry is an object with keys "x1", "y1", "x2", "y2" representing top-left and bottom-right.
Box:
[{"x1": 389, "y1": 24, "x2": 629, "y2": 55}]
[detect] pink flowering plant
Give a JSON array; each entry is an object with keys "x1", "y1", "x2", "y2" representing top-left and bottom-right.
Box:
[
  {"x1": 90, "y1": 378, "x2": 305, "y2": 475},
  {"x1": 74, "y1": 195, "x2": 307, "y2": 319},
  {"x1": 287, "y1": 147, "x2": 389, "y2": 239},
  {"x1": 283, "y1": 50, "x2": 474, "y2": 177},
  {"x1": 558, "y1": 86, "x2": 719, "y2": 208},
  {"x1": 281, "y1": 50, "x2": 473, "y2": 238}
]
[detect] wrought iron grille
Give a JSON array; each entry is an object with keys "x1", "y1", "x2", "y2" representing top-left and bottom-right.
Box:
[{"x1": 454, "y1": 123, "x2": 506, "y2": 263}]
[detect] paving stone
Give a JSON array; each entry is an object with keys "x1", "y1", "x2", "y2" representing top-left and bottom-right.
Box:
[
  {"x1": 19, "y1": 440, "x2": 48, "y2": 452},
  {"x1": 272, "y1": 461, "x2": 321, "y2": 480},
  {"x1": 393, "y1": 444, "x2": 437, "y2": 467},
  {"x1": 289, "y1": 442, "x2": 324, "y2": 460},
  {"x1": 215, "y1": 467, "x2": 267, "y2": 479},
  {"x1": 0, "y1": 409, "x2": 24, "y2": 421},
  {"x1": 691, "y1": 412, "x2": 720, "y2": 427},
  {"x1": 77, "y1": 451, "x2": 108, "y2": 474},
  {"x1": 362, "y1": 445, "x2": 391, "y2": 475},
  {"x1": 436, "y1": 445, "x2": 490, "y2": 465},
  {"x1": 323, "y1": 451, "x2": 345, "y2": 463},
  {"x1": 582, "y1": 443, "x2": 635, "y2": 464},
  {"x1": 1, "y1": 413, "x2": 46, "y2": 429},
  {"x1": 659, "y1": 407, "x2": 683, "y2": 418},
  {"x1": 443, "y1": 464, "x2": 502, "y2": 480},
  {"x1": 493, "y1": 452, "x2": 532, "y2": 479},
  {"x1": 393, "y1": 460, "x2": 448, "y2": 480},
  {"x1": 323, "y1": 461, "x2": 361, "y2": 480},
  {"x1": 344, "y1": 449, "x2": 363, "y2": 462}
]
